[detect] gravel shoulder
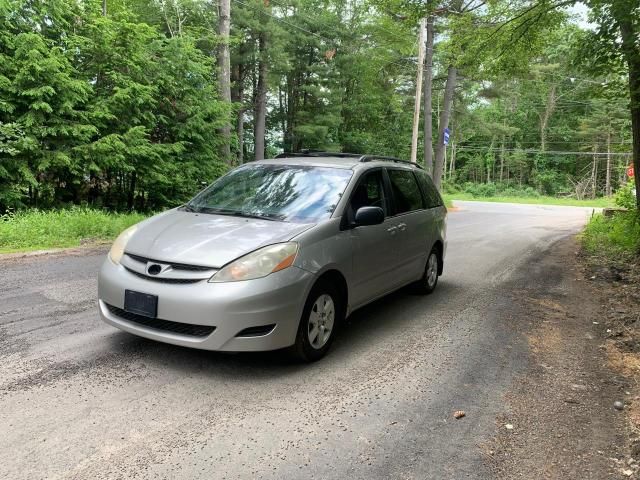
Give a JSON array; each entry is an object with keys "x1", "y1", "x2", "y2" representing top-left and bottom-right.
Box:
[{"x1": 489, "y1": 237, "x2": 631, "y2": 479}]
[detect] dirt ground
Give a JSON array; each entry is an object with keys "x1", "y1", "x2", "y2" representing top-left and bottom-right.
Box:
[{"x1": 489, "y1": 236, "x2": 640, "y2": 479}]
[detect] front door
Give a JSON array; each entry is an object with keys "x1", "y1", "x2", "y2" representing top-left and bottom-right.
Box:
[{"x1": 348, "y1": 169, "x2": 403, "y2": 308}]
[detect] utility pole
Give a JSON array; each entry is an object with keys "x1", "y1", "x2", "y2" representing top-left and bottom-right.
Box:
[
  {"x1": 423, "y1": 16, "x2": 434, "y2": 175},
  {"x1": 410, "y1": 18, "x2": 426, "y2": 164}
]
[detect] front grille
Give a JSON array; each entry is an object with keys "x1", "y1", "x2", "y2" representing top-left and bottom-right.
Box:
[
  {"x1": 125, "y1": 253, "x2": 212, "y2": 271},
  {"x1": 106, "y1": 304, "x2": 216, "y2": 337},
  {"x1": 235, "y1": 324, "x2": 276, "y2": 337},
  {"x1": 124, "y1": 268, "x2": 203, "y2": 284}
]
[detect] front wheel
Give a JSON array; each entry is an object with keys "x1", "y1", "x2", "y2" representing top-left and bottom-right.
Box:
[
  {"x1": 290, "y1": 280, "x2": 342, "y2": 362},
  {"x1": 414, "y1": 247, "x2": 440, "y2": 294}
]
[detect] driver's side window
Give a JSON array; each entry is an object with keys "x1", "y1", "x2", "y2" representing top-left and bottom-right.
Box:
[{"x1": 349, "y1": 170, "x2": 386, "y2": 217}]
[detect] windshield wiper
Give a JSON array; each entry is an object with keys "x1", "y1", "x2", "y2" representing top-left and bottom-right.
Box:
[
  {"x1": 234, "y1": 211, "x2": 279, "y2": 222},
  {"x1": 183, "y1": 204, "x2": 199, "y2": 213},
  {"x1": 198, "y1": 207, "x2": 279, "y2": 221}
]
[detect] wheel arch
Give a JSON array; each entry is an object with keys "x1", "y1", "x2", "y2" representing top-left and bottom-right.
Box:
[
  {"x1": 312, "y1": 268, "x2": 349, "y2": 319},
  {"x1": 432, "y1": 240, "x2": 444, "y2": 275}
]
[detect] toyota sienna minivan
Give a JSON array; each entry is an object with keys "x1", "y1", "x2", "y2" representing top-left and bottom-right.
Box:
[{"x1": 98, "y1": 152, "x2": 447, "y2": 361}]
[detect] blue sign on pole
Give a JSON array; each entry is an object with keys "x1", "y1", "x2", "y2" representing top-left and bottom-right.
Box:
[{"x1": 443, "y1": 127, "x2": 451, "y2": 146}]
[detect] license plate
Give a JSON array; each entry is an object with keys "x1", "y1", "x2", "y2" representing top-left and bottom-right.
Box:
[{"x1": 124, "y1": 290, "x2": 158, "y2": 318}]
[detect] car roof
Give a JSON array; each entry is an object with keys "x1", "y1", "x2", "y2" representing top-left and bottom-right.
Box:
[{"x1": 255, "y1": 152, "x2": 423, "y2": 171}]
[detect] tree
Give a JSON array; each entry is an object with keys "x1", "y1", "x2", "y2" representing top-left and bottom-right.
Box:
[
  {"x1": 586, "y1": 0, "x2": 640, "y2": 209},
  {"x1": 217, "y1": 0, "x2": 232, "y2": 164}
]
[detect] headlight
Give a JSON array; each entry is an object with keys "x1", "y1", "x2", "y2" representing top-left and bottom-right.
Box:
[
  {"x1": 108, "y1": 225, "x2": 138, "y2": 265},
  {"x1": 209, "y1": 242, "x2": 298, "y2": 283}
]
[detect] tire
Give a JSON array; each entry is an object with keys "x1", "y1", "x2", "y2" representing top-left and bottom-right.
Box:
[
  {"x1": 290, "y1": 280, "x2": 343, "y2": 362},
  {"x1": 414, "y1": 246, "x2": 441, "y2": 295}
]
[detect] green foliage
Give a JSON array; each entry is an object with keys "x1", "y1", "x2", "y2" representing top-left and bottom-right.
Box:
[
  {"x1": 446, "y1": 193, "x2": 613, "y2": 207},
  {"x1": 614, "y1": 182, "x2": 637, "y2": 209},
  {"x1": 0, "y1": 0, "x2": 634, "y2": 216},
  {"x1": 0, "y1": 208, "x2": 146, "y2": 251},
  {"x1": 458, "y1": 182, "x2": 540, "y2": 198},
  {"x1": 0, "y1": 0, "x2": 228, "y2": 211},
  {"x1": 582, "y1": 212, "x2": 640, "y2": 258}
]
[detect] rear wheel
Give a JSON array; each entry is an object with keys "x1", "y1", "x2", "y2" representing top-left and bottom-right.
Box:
[
  {"x1": 414, "y1": 246, "x2": 440, "y2": 294},
  {"x1": 290, "y1": 280, "x2": 342, "y2": 362}
]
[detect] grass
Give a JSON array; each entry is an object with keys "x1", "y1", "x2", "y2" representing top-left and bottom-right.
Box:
[
  {"x1": 581, "y1": 211, "x2": 640, "y2": 259},
  {"x1": 443, "y1": 192, "x2": 614, "y2": 208},
  {"x1": 0, "y1": 208, "x2": 147, "y2": 253}
]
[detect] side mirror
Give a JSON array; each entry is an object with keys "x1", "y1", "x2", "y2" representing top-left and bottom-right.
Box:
[{"x1": 354, "y1": 206, "x2": 385, "y2": 227}]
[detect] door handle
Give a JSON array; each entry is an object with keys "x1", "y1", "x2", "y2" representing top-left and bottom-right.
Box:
[
  {"x1": 387, "y1": 226, "x2": 397, "y2": 235},
  {"x1": 397, "y1": 223, "x2": 407, "y2": 231}
]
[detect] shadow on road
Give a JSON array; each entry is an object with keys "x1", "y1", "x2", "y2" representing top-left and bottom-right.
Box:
[{"x1": 99, "y1": 280, "x2": 459, "y2": 379}]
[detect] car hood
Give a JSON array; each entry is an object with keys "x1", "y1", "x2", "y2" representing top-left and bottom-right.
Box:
[{"x1": 125, "y1": 209, "x2": 314, "y2": 268}]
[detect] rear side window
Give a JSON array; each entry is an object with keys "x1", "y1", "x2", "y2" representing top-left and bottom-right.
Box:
[
  {"x1": 415, "y1": 171, "x2": 443, "y2": 208},
  {"x1": 387, "y1": 169, "x2": 424, "y2": 214}
]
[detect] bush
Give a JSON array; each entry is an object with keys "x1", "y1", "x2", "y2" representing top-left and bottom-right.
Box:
[
  {"x1": 614, "y1": 181, "x2": 637, "y2": 209},
  {"x1": 534, "y1": 171, "x2": 568, "y2": 196},
  {"x1": 582, "y1": 211, "x2": 640, "y2": 258},
  {"x1": 441, "y1": 181, "x2": 461, "y2": 194},
  {"x1": 462, "y1": 182, "x2": 497, "y2": 197},
  {"x1": 459, "y1": 182, "x2": 540, "y2": 198},
  {"x1": 0, "y1": 208, "x2": 147, "y2": 252}
]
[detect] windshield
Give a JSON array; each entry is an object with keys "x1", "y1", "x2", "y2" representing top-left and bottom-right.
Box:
[{"x1": 187, "y1": 164, "x2": 353, "y2": 223}]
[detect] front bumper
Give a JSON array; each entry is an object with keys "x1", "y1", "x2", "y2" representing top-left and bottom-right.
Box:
[{"x1": 97, "y1": 258, "x2": 314, "y2": 351}]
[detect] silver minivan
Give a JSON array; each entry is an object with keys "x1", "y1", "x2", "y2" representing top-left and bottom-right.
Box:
[{"x1": 98, "y1": 153, "x2": 447, "y2": 361}]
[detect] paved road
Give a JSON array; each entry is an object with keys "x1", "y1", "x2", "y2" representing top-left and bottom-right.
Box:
[{"x1": 0, "y1": 202, "x2": 597, "y2": 480}]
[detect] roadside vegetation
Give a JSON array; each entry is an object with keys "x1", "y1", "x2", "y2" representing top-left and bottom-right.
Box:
[
  {"x1": 0, "y1": 209, "x2": 145, "y2": 253},
  {"x1": 446, "y1": 194, "x2": 612, "y2": 208},
  {"x1": 582, "y1": 212, "x2": 640, "y2": 258},
  {"x1": 578, "y1": 188, "x2": 640, "y2": 474},
  {"x1": 581, "y1": 182, "x2": 640, "y2": 258},
  {"x1": 444, "y1": 182, "x2": 614, "y2": 207}
]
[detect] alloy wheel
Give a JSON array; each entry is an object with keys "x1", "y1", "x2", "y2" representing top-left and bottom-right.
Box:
[
  {"x1": 426, "y1": 252, "x2": 438, "y2": 288},
  {"x1": 307, "y1": 294, "x2": 335, "y2": 349}
]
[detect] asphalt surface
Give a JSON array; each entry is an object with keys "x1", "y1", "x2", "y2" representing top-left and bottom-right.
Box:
[{"x1": 0, "y1": 201, "x2": 598, "y2": 480}]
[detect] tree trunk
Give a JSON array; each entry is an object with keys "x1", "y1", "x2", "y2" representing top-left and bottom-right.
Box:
[
  {"x1": 450, "y1": 141, "x2": 456, "y2": 179},
  {"x1": 231, "y1": 60, "x2": 244, "y2": 164},
  {"x1": 127, "y1": 171, "x2": 136, "y2": 211},
  {"x1": 443, "y1": 146, "x2": 447, "y2": 178},
  {"x1": 617, "y1": 15, "x2": 640, "y2": 209},
  {"x1": 217, "y1": 0, "x2": 232, "y2": 164},
  {"x1": 278, "y1": 84, "x2": 287, "y2": 145},
  {"x1": 449, "y1": 141, "x2": 455, "y2": 179},
  {"x1": 254, "y1": 32, "x2": 268, "y2": 161},
  {"x1": 606, "y1": 128, "x2": 612, "y2": 196},
  {"x1": 591, "y1": 145, "x2": 598, "y2": 199},
  {"x1": 540, "y1": 84, "x2": 557, "y2": 152},
  {"x1": 499, "y1": 135, "x2": 505, "y2": 182},
  {"x1": 628, "y1": 47, "x2": 640, "y2": 207},
  {"x1": 433, "y1": 66, "x2": 456, "y2": 191},
  {"x1": 102, "y1": 0, "x2": 107, "y2": 16},
  {"x1": 423, "y1": 16, "x2": 434, "y2": 175}
]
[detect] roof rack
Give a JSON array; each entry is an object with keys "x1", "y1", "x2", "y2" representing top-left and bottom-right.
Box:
[
  {"x1": 274, "y1": 151, "x2": 423, "y2": 169},
  {"x1": 358, "y1": 155, "x2": 423, "y2": 169},
  {"x1": 274, "y1": 151, "x2": 361, "y2": 159}
]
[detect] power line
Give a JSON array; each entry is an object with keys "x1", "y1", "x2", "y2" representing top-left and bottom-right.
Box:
[
  {"x1": 461, "y1": 140, "x2": 632, "y2": 146},
  {"x1": 455, "y1": 146, "x2": 632, "y2": 156}
]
